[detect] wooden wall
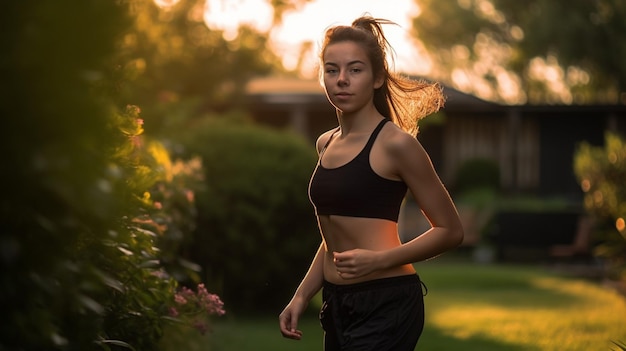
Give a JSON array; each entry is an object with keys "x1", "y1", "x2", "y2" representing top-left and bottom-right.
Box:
[{"x1": 442, "y1": 113, "x2": 540, "y2": 191}]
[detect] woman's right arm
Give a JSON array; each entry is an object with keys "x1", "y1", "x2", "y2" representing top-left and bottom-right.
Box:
[{"x1": 279, "y1": 242, "x2": 325, "y2": 340}]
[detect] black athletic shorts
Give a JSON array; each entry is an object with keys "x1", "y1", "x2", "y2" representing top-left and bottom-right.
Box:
[{"x1": 319, "y1": 274, "x2": 426, "y2": 351}]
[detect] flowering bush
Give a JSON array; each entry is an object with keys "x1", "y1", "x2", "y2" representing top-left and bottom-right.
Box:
[
  {"x1": 574, "y1": 133, "x2": 626, "y2": 283},
  {"x1": 168, "y1": 284, "x2": 225, "y2": 335}
]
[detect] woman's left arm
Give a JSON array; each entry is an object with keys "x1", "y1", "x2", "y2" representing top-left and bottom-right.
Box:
[
  {"x1": 382, "y1": 132, "x2": 464, "y2": 266},
  {"x1": 332, "y1": 130, "x2": 464, "y2": 279}
]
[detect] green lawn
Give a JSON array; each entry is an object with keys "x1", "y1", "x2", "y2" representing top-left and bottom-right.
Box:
[
  {"x1": 160, "y1": 261, "x2": 626, "y2": 351},
  {"x1": 416, "y1": 262, "x2": 626, "y2": 350}
]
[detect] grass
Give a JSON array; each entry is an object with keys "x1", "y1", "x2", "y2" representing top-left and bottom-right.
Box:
[
  {"x1": 415, "y1": 261, "x2": 626, "y2": 350},
  {"x1": 160, "y1": 260, "x2": 626, "y2": 351}
]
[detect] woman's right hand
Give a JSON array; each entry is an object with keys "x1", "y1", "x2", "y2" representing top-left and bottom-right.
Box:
[{"x1": 279, "y1": 297, "x2": 307, "y2": 340}]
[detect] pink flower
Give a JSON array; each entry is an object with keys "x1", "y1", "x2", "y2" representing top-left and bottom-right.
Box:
[
  {"x1": 192, "y1": 320, "x2": 209, "y2": 335},
  {"x1": 168, "y1": 307, "x2": 179, "y2": 317},
  {"x1": 170, "y1": 283, "x2": 225, "y2": 335},
  {"x1": 174, "y1": 294, "x2": 187, "y2": 305}
]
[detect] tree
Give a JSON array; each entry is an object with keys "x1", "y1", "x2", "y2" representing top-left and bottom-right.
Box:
[
  {"x1": 412, "y1": 0, "x2": 626, "y2": 104},
  {"x1": 119, "y1": 0, "x2": 284, "y2": 138},
  {"x1": 0, "y1": 1, "x2": 209, "y2": 349}
]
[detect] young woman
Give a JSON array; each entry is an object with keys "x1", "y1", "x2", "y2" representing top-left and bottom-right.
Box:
[{"x1": 279, "y1": 16, "x2": 464, "y2": 350}]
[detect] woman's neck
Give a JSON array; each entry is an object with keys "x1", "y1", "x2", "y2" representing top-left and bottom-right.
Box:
[{"x1": 336, "y1": 105, "x2": 384, "y2": 136}]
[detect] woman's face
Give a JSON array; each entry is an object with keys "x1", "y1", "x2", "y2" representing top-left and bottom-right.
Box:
[{"x1": 322, "y1": 41, "x2": 383, "y2": 115}]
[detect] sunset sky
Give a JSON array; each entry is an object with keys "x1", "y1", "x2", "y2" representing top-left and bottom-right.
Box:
[
  {"x1": 151, "y1": 0, "x2": 574, "y2": 103},
  {"x1": 203, "y1": 0, "x2": 432, "y2": 77}
]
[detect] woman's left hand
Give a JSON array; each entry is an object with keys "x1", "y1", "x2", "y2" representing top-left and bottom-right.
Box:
[{"x1": 333, "y1": 249, "x2": 382, "y2": 279}]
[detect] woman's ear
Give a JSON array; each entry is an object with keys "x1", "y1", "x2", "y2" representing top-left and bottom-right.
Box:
[{"x1": 374, "y1": 74, "x2": 385, "y2": 89}]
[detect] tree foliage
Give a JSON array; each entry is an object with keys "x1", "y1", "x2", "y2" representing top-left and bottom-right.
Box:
[
  {"x1": 0, "y1": 1, "x2": 209, "y2": 349},
  {"x1": 574, "y1": 133, "x2": 626, "y2": 282},
  {"x1": 1, "y1": 1, "x2": 131, "y2": 347},
  {"x1": 119, "y1": 0, "x2": 283, "y2": 138},
  {"x1": 413, "y1": 0, "x2": 626, "y2": 104}
]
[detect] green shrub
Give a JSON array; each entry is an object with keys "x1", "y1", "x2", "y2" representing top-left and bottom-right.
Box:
[
  {"x1": 99, "y1": 107, "x2": 208, "y2": 350},
  {"x1": 453, "y1": 158, "x2": 501, "y2": 195},
  {"x1": 182, "y1": 117, "x2": 320, "y2": 313},
  {"x1": 574, "y1": 133, "x2": 626, "y2": 282},
  {"x1": 0, "y1": 1, "x2": 131, "y2": 349},
  {"x1": 0, "y1": 2, "x2": 209, "y2": 349}
]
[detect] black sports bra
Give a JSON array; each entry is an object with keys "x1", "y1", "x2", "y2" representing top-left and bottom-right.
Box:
[{"x1": 308, "y1": 119, "x2": 408, "y2": 222}]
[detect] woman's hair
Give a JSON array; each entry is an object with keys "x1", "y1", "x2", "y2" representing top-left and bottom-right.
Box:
[{"x1": 320, "y1": 15, "x2": 445, "y2": 135}]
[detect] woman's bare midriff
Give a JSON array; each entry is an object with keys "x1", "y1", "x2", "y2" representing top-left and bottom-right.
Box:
[{"x1": 319, "y1": 214, "x2": 416, "y2": 285}]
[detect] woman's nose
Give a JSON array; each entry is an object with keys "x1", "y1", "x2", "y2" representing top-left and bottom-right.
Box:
[{"x1": 337, "y1": 71, "x2": 349, "y2": 86}]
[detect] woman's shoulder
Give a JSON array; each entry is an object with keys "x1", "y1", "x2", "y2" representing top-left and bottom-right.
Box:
[
  {"x1": 315, "y1": 127, "x2": 340, "y2": 153},
  {"x1": 378, "y1": 122, "x2": 434, "y2": 179},
  {"x1": 378, "y1": 121, "x2": 433, "y2": 167},
  {"x1": 380, "y1": 121, "x2": 422, "y2": 152}
]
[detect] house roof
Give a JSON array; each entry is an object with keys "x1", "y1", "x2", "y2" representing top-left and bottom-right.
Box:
[
  {"x1": 441, "y1": 86, "x2": 503, "y2": 113},
  {"x1": 246, "y1": 76, "x2": 324, "y2": 95},
  {"x1": 245, "y1": 76, "x2": 626, "y2": 115},
  {"x1": 245, "y1": 76, "x2": 327, "y2": 106},
  {"x1": 245, "y1": 76, "x2": 502, "y2": 111}
]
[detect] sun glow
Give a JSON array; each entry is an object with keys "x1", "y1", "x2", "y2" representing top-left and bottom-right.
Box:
[
  {"x1": 204, "y1": 0, "x2": 273, "y2": 40},
  {"x1": 153, "y1": 0, "x2": 180, "y2": 8},
  {"x1": 198, "y1": 0, "x2": 431, "y2": 78},
  {"x1": 528, "y1": 56, "x2": 573, "y2": 103},
  {"x1": 155, "y1": 0, "x2": 551, "y2": 103}
]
